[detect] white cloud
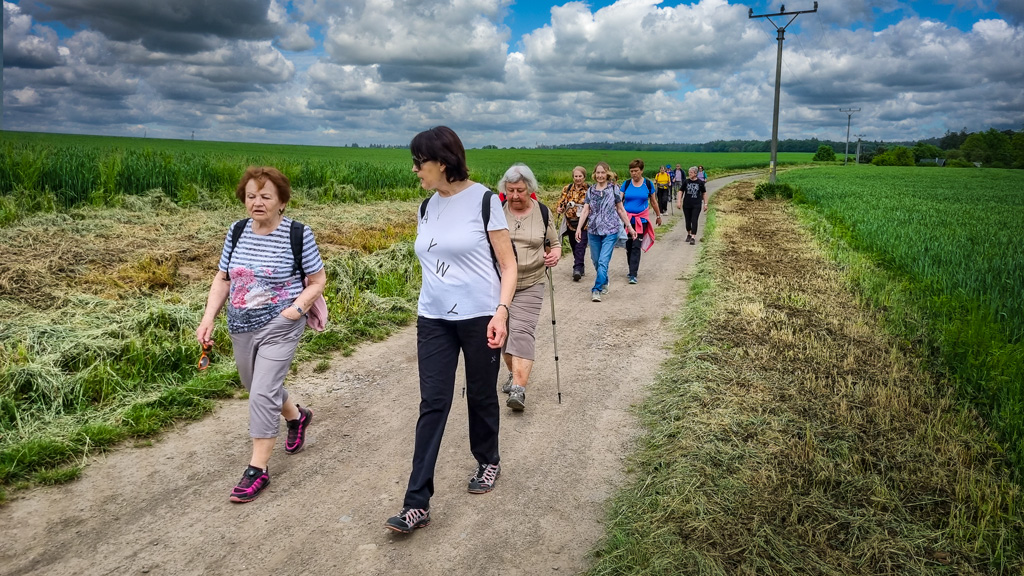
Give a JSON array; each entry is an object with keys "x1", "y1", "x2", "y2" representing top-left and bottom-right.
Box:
[{"x1": 2, "y1": 0, "x2": 1023, "y2": 146}]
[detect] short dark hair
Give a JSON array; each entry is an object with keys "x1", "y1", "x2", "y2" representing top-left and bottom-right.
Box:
[
  {"x1": 410, "y1": 126, "x2": 469, "y2": 183},
  {"x1": 236, "y1": 166, "x2": 291, "y2": 205},
  {"x1": 629, "y1": 158, "x2": 644, "y2": 171}
]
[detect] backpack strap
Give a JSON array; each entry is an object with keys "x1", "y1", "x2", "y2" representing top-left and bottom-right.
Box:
[
  {"x1": 289, "y1": 219, "x2": 306, "y2": 282},
  {"x1": 226, "y1": 218, "x2": 251, "y2": 280},
  {"x1": 419, "y1": 197, "x2": 430, "y2": 220}
]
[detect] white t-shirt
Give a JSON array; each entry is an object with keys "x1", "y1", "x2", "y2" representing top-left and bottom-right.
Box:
[{"x1": 415, "y1": 182, "x2": 509, "y2": 319}]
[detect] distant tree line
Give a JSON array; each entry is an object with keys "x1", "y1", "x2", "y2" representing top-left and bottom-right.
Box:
[{"x1": 865, "y1": 127, "x2": 1024, "y2": 168}]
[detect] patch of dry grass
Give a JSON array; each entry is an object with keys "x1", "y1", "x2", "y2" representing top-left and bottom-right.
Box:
[{"x1": 588, "y1": 181, "x2": 1023, "y2": 575}]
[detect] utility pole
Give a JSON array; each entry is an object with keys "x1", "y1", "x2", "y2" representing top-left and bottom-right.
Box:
[
  {"x1": 854, "y1": 134, "x2": 866, "y2": 164},
  {"x1": 840, "y1": 108, "x2": 860, "y2": 165},
  {"x1": 750, "y1": 2, "x2": 818, "y2": 183}
]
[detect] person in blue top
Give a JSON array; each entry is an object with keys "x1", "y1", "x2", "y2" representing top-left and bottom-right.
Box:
[{"x1": 618, "y1": 159, "x2": 662, "y2": 284}]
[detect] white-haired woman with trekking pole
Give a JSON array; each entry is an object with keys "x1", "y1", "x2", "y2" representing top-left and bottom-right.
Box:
[
  {"x1": 386, "y1": 126, "x2": 517, "y2": 534},
  {"x1": 196, "y1": 166, "x2": 326, "y2": 503},
  {"x1": 497, "y1": 163, "x2": 560, "y2": 412}
]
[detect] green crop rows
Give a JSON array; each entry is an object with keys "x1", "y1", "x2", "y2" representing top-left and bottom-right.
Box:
[{"x1": 782, "y1": 166, "x2": 1024, "y2": 473}]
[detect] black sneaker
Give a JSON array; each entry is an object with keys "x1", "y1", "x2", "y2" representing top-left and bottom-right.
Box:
[
  {"x1": 507, "y1": 386, "x2": 526, "y2": 411},
  {"x1": 572, "y1": 270, "x2": 582, "y2": 282},
  {"x1": 689, "y1": 237, "x2": 696, "y2": 245},
  {"x1": 284, "y1": 405, "x2": 313, "y2": 454},
  {"x1": 229, "y1": 465, "x2": 270, "y2": 503},
  {"x1": 501, "y1": 372, "x2": 514, "y2": 394},
  {"x1": 385, "y1": 507, "x2": 430, "y2": 533},
  {"x1": 468, "y1": 463, "x2": 501, "y2": 494},
  {"x1": 685, "y1": 234, "x2": 693, "y2": 242}
]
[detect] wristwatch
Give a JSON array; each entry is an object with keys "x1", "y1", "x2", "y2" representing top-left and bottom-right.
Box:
[{"x1": 293, "y1": 304, "x2": 304, "y2": 314}]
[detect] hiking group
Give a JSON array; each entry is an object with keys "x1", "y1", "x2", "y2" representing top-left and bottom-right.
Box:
[{"x1": 194, "y1": 126, "x2": 708, "y2": 533}]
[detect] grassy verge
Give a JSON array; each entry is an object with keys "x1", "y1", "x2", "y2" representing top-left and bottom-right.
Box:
[
  {"x1": 0, "y1": 192, "x2": 422, "y2": 491},
  {"x1": 586, "y1": 181, "x2": 1023, "y2": 574}
]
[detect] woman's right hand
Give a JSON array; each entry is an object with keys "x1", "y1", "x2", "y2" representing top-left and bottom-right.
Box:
[
  {"x1": 196, "y1": 319, "x2": 216, "y2": 346},
  {"x1": 575, "y1": 228, "x2": 582, "y2": 242}
]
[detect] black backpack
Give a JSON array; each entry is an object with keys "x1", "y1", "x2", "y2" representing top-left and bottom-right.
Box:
[
  {"x1": 621, "y1": 178, "x2": 654, "y2": 195},
  {"x1": 227, "y1": 218, "x2": 309, "y2": 281}
]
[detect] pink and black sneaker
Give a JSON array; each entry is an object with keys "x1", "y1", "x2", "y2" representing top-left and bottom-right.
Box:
[
  {"x1": 229, "y1": 465, "x2": 270, "y2": 503},
  {"x1": 284, "y1": 405, "x2": 313, "y2": 454},
  {"x1": 385, "y1": 507, "x2": 430, "y2": 534}
]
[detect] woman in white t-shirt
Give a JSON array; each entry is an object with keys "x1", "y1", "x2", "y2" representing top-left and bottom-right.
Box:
[{"x1": 386, "y1": 127, "x2": 518, "y2": 534}]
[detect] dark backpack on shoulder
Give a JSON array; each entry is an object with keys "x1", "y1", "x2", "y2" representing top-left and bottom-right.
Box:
[
  {"x1": 227, "y1": 218, "x2": 308, "y2": 281},
  {"x1": 418, "y1": 190, "x2": 521, "y2": 277}
]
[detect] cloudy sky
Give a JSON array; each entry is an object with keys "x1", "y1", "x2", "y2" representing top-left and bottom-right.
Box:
[{"x1": 3, "y1": 0, "x2": 1023, "y2": 147}]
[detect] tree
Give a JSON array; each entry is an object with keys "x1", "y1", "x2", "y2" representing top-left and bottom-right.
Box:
[
  {"x1": 912, "y1": 142, "x2": 944, "y2": 162},
  {"x1": 961, "y1": 129, "x2": 1012, "y2": 166},
  {"x1": 940, "y1": 128, "x2": 969, "y2": 150},
  {"x1": 812, "y1": 144, "x2": 837, "y2": 161},
  {"x1": 1012, "y1": 131, "x2": 1024, "y2": 169},
  {"x1": 872, "y1": 146, "x2": 915, "y2": 166}
]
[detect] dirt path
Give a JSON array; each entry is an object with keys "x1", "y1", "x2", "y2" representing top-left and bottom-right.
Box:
[{"x1": 0, "y1": 175, "x2": 752, "y2": 576}]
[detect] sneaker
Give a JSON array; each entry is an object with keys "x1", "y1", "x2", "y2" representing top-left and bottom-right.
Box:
[
  {"x1": 284, "y1": 405, "x2": 313, "y2": 454},
  {"x1": 685, "y1": 234, "x2": 692, "y2": 242},
  {"x1": 468, "y1": 463, "x2": 501, "y2": 494},
  {"x1": 592, "y1": 291, "x2": 601, "y2": 302},
  {"x1": 628, "y1": 276, "x2": 638, "y2": 284},
  {"x1": 501, "y1": 372, "x2": 514, "y2": 394},
  {"x1": 507, "y1": 385, "x2": 526, "y2": 411},
  {"x1": 689, "y1": 237, "x2": 696, "y2": 245},
  {"x1": 385, "y1": 507, "x2": 430, "y2": 533},
  {"x1": 229, "y1": 465, "x2": 270, "y2": 503},
  {"x1": 601, "y1": 287, "x2": 609, "y2": 295},
  {"x1": 572, "y1": 270, "x2": 582, "y2": 282}
]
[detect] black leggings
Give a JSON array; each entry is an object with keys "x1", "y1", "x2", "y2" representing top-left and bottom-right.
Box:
[{"x1": 683, "y1": 204, "x2": 702, "y2": 235}]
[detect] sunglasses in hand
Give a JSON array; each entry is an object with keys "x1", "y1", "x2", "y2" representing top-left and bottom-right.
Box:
[{"x1": 198, "y1": 343, "x2": 213, "y2": 370}]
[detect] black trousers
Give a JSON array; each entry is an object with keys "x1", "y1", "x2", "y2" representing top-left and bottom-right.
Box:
[
  {"x1": 404, "y1": 315, "x2": 501, "y2": 509},
  {"x1": 563, "y1": 221, "x2": 589, "y2": 275},
  {"x1": 656, "y1": 187, "x2": 671, "y2": 214},
  {"x1": 625, "y1": 220, "x2": 644, "y2": 277},
  {"x1": 683, "y1": 204, "x2": 702, "y2": 235}
]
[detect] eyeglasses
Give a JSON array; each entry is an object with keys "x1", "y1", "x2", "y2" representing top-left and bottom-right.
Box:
[
  {"x1": 412, "y1": 157, "x2": 432, "y2": 169},
  {"x1": 198, "y1": 343, "x2": 212, "y2": 371}
]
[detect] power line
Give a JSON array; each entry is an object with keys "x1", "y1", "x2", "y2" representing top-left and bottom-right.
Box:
[{"x1": 749, "y1": 2, "x2": 819, "y2": 184}]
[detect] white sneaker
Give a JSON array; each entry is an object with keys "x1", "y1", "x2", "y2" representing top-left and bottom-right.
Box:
[{"x1": 592, "y1": 291, "x2": 601, "y2": 302}]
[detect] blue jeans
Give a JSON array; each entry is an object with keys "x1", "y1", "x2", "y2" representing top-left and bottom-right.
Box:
[{"x1": 588, "y1": 232, "x2": 618, "y2": 293}]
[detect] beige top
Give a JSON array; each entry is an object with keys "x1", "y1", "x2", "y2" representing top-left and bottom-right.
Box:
[{"x1": 503, "y1": 199, "x2": 558, "y2": 291}]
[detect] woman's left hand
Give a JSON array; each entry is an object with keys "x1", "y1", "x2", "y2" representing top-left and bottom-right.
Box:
[
  {"x1": 487, "y1": 310, "x2": 508, "y2": 349},
  {"x1": 655, "y1": 215, "x2": 662, "y2": 226},
  {"x1": 280, "y1": 305, "x2": 302, "y2": 320}
]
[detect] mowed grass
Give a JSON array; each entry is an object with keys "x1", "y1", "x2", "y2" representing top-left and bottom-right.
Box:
[
  {"x1": 587, "y1": 181, "x2": 1023, "y2": 575},
  {"x1": 780, "y1": 167, "x2": 1024, "y2": 476},
  {"x1": 0, "y1": 189, "x2": 424, "y2": 489}
]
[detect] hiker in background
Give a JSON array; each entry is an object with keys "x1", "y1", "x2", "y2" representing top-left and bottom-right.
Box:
[
  {"x1": 497, "y1": 164, "x2": 559, "y2": 412},
  {"x1": 697, "y1": 165, "x2": 707, "y2": 182},
  {"x1": 654, "y1": 165, "x2": 672, "y2": 214},
  {"x1": 196, "y1": 166, "x2": 326, "y2": 504},
  {"x1": 386, "y1": 126, "x2": 517, "y2": 534},
  {"x1": 619, "y1": 159, "x2": 662, "y2": 285},
  {"x1": 575, "y1": 161, "x2": 636, "y2": 302},
  {"x1": 556, "y1": 166, "x2": 589, "y2": 281},
  {"x1": 677, "y1": 166, "x2": 707, "y2": 245},
  {"x1": 672, "y1": 164, "x2": 684, "y2": 195}
]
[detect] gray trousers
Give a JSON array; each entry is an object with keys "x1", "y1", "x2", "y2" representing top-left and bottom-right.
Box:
[{"x1": 230, "y1": 314, "x2": 305, "y2": 438}]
